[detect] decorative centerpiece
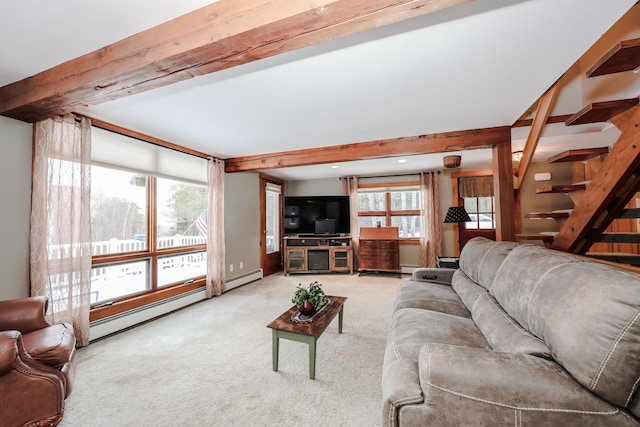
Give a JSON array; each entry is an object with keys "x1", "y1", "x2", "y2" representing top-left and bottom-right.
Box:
[{"x1": 292, "y1": 281, "x2": 328, "y2": 316}]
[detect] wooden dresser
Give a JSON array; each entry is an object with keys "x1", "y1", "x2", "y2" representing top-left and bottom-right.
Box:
[{"x1": 358, "y1": 226, "x2": 401, "y2": 276}]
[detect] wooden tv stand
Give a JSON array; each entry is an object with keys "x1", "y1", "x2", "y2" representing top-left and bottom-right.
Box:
[{"x1": 283, "y1": 236, "x2": 353, "y2": 275}]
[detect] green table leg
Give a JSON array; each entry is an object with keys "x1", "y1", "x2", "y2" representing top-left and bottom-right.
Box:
[
  {"x1": 272, "y1": 330, "x2": 279, "y2": 372},
  {"x1": 338, "y1": 305, "x2": 344, "y2": 334},
  {"x1": 309, "y1": 338, "x2": 317, "y2": 380}
]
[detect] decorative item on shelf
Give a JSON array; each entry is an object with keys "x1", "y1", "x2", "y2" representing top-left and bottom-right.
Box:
[
  {"x1": 443, "y1": 153, "x2": 462, "y2": 169},
  {"x1": 291, "y1": 281, "x2": 328, "y2": 316},
  {"x1": 444, "y1": 206, "x2": 472, "y2": 223}
]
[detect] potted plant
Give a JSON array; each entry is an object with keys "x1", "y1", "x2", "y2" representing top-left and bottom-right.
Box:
[{"x1": 292, "y1": 281, "x2": 328, "y2": 315}]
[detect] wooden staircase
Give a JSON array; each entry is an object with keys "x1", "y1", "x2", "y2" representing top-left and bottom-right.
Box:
[{"x1": 516, "y1": 37, "x2": 640, "y2": 266}]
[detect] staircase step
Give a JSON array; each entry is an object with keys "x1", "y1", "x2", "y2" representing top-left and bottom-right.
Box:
[
  {"x1": 586, "y1": 38, "x2": 640, "y2": 77},
  {"x1": 550, "y1": 105, "x2": 640, "y2": 254},
  {"x1": 565, "y1": 98, "x2": 639, "y2": 126},
  {"x1": 620, "y1": 208, "x2": 640, "y2": 219},
  {"x1": 586, "y1": 253, "x2": 640, "y2": 267},
  {"x1": 547, "y1": 147, "x2": 610, "y2": 163},
  {"x1": 525, "y1": 211, "x2": 571, "y2": 220},
  {"x1": 515, "y1": 233, "x2": 555, "y2": 246},
  {"x1": 599, "y1": 233, "x2": 640, "y2": 243},
  {"x1": 535, "y1": 183, "x2": 587, "y2": 194}
]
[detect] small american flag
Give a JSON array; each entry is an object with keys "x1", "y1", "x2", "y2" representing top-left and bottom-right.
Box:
[{"x1": 193, "y1": 210, "x2": 208, "y2": 236}]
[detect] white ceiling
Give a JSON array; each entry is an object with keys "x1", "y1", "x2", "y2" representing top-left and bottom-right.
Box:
[{"x1": 1, "y1": 0, "x2": 638, "y2": 180}]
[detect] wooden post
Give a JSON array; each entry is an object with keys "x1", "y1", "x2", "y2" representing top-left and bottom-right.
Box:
[{"x1": 492, "y1": 143, "x2": 516, "y2": 241}]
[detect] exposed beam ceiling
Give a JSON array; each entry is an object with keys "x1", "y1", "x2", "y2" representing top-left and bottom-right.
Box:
[
  {"x1": 0, "y1": 0, "x2": 471, "y2": 123},
  {"x1": 225, "y1": 126, "x2": 510, "y2": 172},
  {"x1": 1, "y1": 1, "x2": 636, "y2": 181}
]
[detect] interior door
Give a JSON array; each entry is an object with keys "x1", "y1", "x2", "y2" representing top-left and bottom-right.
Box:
[{"x1": 260, "y1": 175, "x2": 283, "y2": 276}]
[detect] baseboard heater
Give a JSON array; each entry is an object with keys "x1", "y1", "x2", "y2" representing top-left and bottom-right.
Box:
[
  {"x1": 225, "y1": 269, "x2": 263, "y2": 291},
  {"x1": 89, "y1": 269, "x2": 263, "y2": 341}
]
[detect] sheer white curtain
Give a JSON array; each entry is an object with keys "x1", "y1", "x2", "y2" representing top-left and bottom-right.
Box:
[
  {"x1": 30, "y1": 115, "x2": 92, "y2": 346},
  {"x1": 419, "y1": 171, "x2": 442, "y2": 267},
  {"x1": 341, "y1": 176, "x2": 359, "y2": 269},
  {"x1": 206, "y1": 158, "x2": 225, "y2": 298}
]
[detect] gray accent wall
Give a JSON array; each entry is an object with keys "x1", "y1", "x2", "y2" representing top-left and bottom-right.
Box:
[
  {"x1": 224, "y1": 172, "x2": 261, "y2": 279},
  {"x1": 0, "y1": 116, "x2": 32, "y2": 300}
]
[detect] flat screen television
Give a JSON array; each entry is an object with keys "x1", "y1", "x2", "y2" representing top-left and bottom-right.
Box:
[{"x1": 284, "y1": 196, "x2": 350, "y2": 236}]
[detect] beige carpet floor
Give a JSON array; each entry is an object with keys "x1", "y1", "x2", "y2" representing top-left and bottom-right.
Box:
[{"x1": 59, "y1": 272, "x2": 403, "y2": 426}]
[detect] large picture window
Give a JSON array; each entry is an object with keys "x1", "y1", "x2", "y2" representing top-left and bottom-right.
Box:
[
  {"x1": 357, "y1": 188, "x2": 422, "y2": 239},
  {"x1": 90, "y1": 126, "x2": 208, "y2": 314}
]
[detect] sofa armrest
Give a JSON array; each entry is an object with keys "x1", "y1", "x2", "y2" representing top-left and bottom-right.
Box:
[
  {"x1": 0, "y1": 296, "x2": 51, "y2": 334},
  {"x1": 415, "y1": 344, "x2": 624, "y2": 425},
  {"x1": 411, "y1": 268, "x2": 455, "y2": 285},
  {"x1": 0, "y1": 331, "x2": 65, "y2": 427},
  {"x1": 0, "y1": 331, "x2": 18, "y2": 375}
]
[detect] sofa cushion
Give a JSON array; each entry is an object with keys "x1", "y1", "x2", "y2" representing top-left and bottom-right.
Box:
[
  {"x1": 629, "y1": 388, "x2": 640, "y2": 419},
  {"x1": 383, "y1": 309, "x2": 490, "y2": 427},
  {"x1": 459, "y1": 237, "x2": 517, "y2": 290},
  {"x1": 392, "y1": 280, "x2": 470, "y2": 317},
  {"x1": 471, "y1": 292, "x2": 550, "y2": 358},
  {"x1": 413, "y1": 344, "x2": 634, "y2": 427},
  {"x1": 451, "y1": 269, "x2": 485, "y2": 312},
  {"x1": 489, "y1": 244, "x2": 579, "y2": 332},
  {"x1": 491, "y1": 244, "x2": 640, "y2": 408},
  {"x1": 21, "y1": 323, "x2": 76, "y2": 368},
  {"x1": 386, "y1": 309, "x2": 490, "y2": 364}
]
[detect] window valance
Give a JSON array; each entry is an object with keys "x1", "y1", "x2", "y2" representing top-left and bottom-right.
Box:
[{"x1": 459, "y1": 176, "x2": 493, "y2": 198}]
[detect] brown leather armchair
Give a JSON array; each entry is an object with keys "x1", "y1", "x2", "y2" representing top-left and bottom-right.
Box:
[{"x1": 0, "y1": 296, "x2": 77, "y2": 427}]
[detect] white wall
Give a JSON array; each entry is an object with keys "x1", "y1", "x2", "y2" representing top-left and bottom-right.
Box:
[
  {"x1": 0, "y1": 116, "x2": 32, "y2": 300},
  {"x1": 285, "y1": 177, "x2": 341, "y2": 196}
]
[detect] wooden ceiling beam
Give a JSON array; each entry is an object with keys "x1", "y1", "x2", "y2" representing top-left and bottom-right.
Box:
[
  {"x1": 0, "y1": 0, "x2": 472, "y2": 123},
  {"x1": 224, "y1": 126, "x2": 511, "y2": 172}
]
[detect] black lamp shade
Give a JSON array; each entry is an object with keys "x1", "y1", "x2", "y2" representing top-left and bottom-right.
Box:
[{"x1": 444, "y1": 206, "x2": 471, "y2": 223}]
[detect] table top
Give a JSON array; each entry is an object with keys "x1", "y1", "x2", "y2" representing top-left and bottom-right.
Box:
[{"x1": 266, "y1": 295, "x2": 347, "y2": 338}]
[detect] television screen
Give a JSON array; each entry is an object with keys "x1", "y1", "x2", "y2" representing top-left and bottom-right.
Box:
[{"x1": 284, "y1": 196, "x2": 350, "y2": 236}]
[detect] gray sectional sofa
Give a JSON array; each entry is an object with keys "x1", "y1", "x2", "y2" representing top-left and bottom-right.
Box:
[{"x1": 382, "y1": 237, "x2": 640, "y2": 426}]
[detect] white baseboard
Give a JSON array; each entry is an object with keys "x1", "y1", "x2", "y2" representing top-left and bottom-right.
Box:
[
  {"x1": 89, "y1": 269, "x2": 263, "y2": 341},
  {"x1": 401, "y1": 265, "x2": 417, "y2": 274}
]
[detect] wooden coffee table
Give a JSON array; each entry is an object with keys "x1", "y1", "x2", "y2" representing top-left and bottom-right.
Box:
[{"x1": 267, "y1": 296, "x2": 346, "y2": 380}]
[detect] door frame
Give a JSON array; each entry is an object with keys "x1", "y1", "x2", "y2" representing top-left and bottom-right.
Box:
[
  {"x1": 451, "y1": 170, "x2": 496, "y2": 254},
  {"x1": 260, "y1": 174, "x2": 284, "y2": 276}
]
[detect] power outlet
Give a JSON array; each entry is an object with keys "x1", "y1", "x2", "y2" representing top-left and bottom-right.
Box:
[
  {"x1": 229, "y1": 264, "x2": 234, "y2": 272},
  {"x1": 240, "y1": 261, "x2": 244, "y2": 269}
]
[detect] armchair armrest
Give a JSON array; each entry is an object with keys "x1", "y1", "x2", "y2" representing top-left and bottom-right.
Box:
[
  {"x1": 415, "y1": 344, "x2": 624, "y2": 425},
  {"x1": 0, "y1": 331, "x2": 18, "y2": 375},
  {"x1": 0, "y1": 296, "x2": 51, "y2": 334},
  {"x1": 0, "y1": 331, "x2": 65, "y2": 427},
  {"x1": 411, "y1": 268, "x2": 455, "y2": 285}
]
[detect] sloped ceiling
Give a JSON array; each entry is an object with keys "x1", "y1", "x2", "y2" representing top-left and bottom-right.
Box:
[{"x1": 1, "y1": 0, "x2": 638, "y2": 180}]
